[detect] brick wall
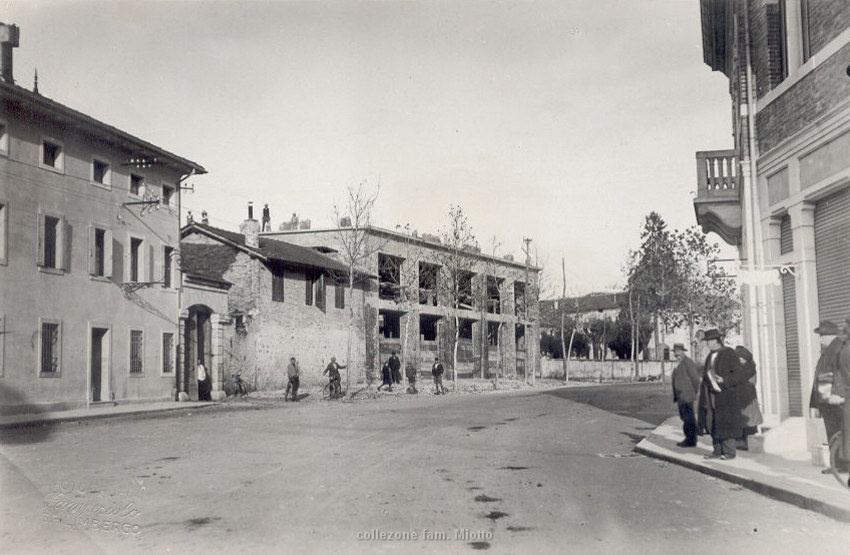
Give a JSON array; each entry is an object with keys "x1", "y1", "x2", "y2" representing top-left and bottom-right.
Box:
[
  {"x1": 807, "y1": 0, "x2": 850, "y2": 54},
  {"x1": 750, "y1": 0, "x2": 772, "y2": 99},
  {"x1": 756, "y1": 41, "x2": 850, "y2": 154}
]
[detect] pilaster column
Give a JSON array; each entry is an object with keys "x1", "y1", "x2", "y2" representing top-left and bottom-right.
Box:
[{"x1": 789, "y1": 202, "x2": 820, "y2": 416}]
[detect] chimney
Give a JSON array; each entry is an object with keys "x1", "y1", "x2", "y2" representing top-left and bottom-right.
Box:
[
  {"x1": 240, "y1": 202, "x2": 259, "y2": 248},
  {"x1": 201, "y1": 211, "x2": 209, "y2": 225},
  {"x1": 0, "y1": 22, "x2": 20, "y2": 84}
]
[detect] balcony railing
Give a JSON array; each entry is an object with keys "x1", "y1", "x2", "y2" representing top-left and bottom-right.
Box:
[
  {"x1": 693, "y1": 149, "x2": 742, "y2": 246},
  {"x1": 695, "y1": 150, "x2": 738, "y2": 200}
]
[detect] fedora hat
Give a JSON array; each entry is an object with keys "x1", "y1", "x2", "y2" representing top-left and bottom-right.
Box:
[
  {"x1": 672, "y1": 343, "x2": 687, "y2": 351},
  {"x1": 702, "y1": 328, "x2": 723, "y2": 341},
  {"x1": 814, "y1": 321, "x2": 839, "y2": 335}
]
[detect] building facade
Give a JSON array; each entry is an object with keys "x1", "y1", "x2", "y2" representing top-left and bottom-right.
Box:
[
  {"x1": 180, "y1": 214, "x2": 368, "y2": 393},
  {"x1": 695, "y1": 1, "x2": 850, "y2": 457},
  {"x1": 0, "y1": 23, "x2": 205, "y2": 412},
  {"x1": 267, "y1": 226, "x2": 541, "y2": 381}
]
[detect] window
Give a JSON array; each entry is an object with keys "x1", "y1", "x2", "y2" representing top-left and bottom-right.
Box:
[
  {"x1": 487, "y1": 322, "x2": 500, "y2": 346},
  {"x1": 315, "y1": 274, "x2": 326, "y2": 310},
  {"x1": 419, "y1": 262, "x2": 439, "y2": 306},
  {"x1": 486, "y1": 276, "x2": 503, "y2": 314},
  {"x1": 0, "y1": 119, "x2": 8, "y2": 156},
  {"x1": 130, "y1": 174, "x2": 143, "y2": 196},
  {"x1": 420, "y1": 314, "x2": 439, "y2": 342},
  {"x1": 272, "y1": 266, "x2": 285, "y2": 302},
  {"x1": 161, "y1": 184, "x2": 175, "y2": 207},
  {"x1": 162, "y1": 246, "x2": 173, "y2": 288},
  {"x1": 766, "y1": 0, "x2": 788, "y2": 87},
  {"x1": 378, "y1": 253, "x2": 404, "y2": 300},
  {"x1": 0, "y1": 202, "x2": 7, "y2": 265},
  {"x1": 39, "y1": 320, "x2": 61, "y2": 375},
  {"x1": 162, "y1": 332, "x2": 174, "y2": 375},
  {"x1": 379, "y1": 310, "x2": 401, "y2": 339},
  {"x1": 37, "y1": 213, "x2": 66, "y2": 271},
  {"x1": 89, "y1": 226, "x2": 112, "y2": 278},
  {"x1": 92, "y1": 158, "x2": 111, "y2": 188},
  {"x1": 458, "y1": 271, "x2": 475, "y2": 310},
  {"x1": 130, "y1": 330, "x2": 144, "y2": 375},
  {"x1": 41, "y1": 139, "x2": 63, "y2": 171},
  {"x1": 130, "y1": 237, "x2": 143, "y2": 282},
  {"x1": 459, "y1": 318, "x2": 474, "y2": 340},
  {"x1": 514, "y1": 281, "x2": 527, "y2": 317},
  {"x1": 800, "y1": 0, "x2": 811, "y2": 62},
  {"x1": 335, "y1": 282, "x2": 345, "y2": 309},
  {"x1": 305, "y1": 271, "x2": 313, "y2": 305}
]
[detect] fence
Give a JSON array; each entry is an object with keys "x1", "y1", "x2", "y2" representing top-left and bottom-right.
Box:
[{"x1": 540, "y1": 358, "x2": 667, "y2": 382}]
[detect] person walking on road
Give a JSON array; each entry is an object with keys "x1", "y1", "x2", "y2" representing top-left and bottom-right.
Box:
[
  {"x1": 378, "y1": 360, "x2": 393, "y2": 392},
  {"x1": 431, "y1": 357, "x2": 445, "y2": 395},
  {"x1": 405, "y1": 361, "x2": 418, "y2": 394},
  {"x1": 671, "y1": 343, "x2": 701, "y2": 448},
  {"x1": 734, "y1": 346, "x2": 763, "y2": 451},
  {"x1": 697, "y1": 329, "x2": 754, "y2": 460},
  {"x1": 389, "y1": 352, "x2": 402, "y2": 385},
  {"x1": 285, "y1": 357, "x2": 300, "y2": 402}
]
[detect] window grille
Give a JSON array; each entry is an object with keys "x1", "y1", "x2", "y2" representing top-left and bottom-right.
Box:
[
  {"x1": 41, "y1": 322, "x2": 59, "y2": 374},
  {"x1": 130, "y1": 330, "x2": 144, "y2": 374},
  {"x1": 162, "y1": 333, "x2": 174, "y2": 374}
]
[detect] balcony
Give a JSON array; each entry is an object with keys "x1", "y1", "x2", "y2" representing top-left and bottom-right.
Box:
[{"x1": 693, "y1": 149, "x2": 742, "y2": 246}]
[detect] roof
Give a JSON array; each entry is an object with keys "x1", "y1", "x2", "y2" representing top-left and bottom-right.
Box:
[
  {"x1": 1, "y1": 82, "x2": 206, "y2": 175},
  {"x1": 542, "y1": 292, "x2": 625, "y2": 313},
  {"x1": 182, "y1": 223, "x2": 349, "y2": 274},
  {"x1": 180, "y1": 243, "x2": 236, "y2": 286}
]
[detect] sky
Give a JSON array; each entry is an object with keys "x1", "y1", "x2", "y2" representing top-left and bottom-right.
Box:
[{"x1": 4, "y1": 0, "x2": 735, "y2": 296}]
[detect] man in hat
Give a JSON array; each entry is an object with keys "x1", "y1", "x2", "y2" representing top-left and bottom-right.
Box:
[
  {"x1": 809, "y1": 320, "x2": 846, "y2": 472},
  {"x1": 697, "y1": 329, "x2": 754, "y2": 460},
  {"x1": 671, "y1": 342, "x2": 701, "y2": 447}
]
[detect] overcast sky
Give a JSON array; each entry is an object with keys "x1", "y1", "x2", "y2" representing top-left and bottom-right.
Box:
[{"x1": 6, "y1": 0, "x2": 735, "y2": 296}]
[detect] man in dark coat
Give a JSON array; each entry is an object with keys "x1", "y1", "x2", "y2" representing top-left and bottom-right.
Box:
[
  {"x1": 697, "y1": 329, "x2": 755, "y2": 460},
  {"x1": 389, "y1": 352, "x2": 402, "y2": 385},
  {"x1": 671, "y1": 343, "x2": 701, "y2": 447},
  {"x1": 829, "y1": 319, "x2": 850, "y2": 475},
  {"x1": 809, "y1": 320, "x2": 846, "y2": 472},
  {"x1": 431, "y1": 357, "x2": 445, "y2": 394}
]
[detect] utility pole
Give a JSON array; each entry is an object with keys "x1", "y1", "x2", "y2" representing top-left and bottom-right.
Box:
[{"x1": 523, "y1": 237, "x2": 533, "y2": 385}]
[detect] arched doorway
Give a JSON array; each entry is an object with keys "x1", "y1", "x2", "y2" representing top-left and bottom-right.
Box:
[{"x1": 184, "y1": 304, "x2": 213, "y2": 401}]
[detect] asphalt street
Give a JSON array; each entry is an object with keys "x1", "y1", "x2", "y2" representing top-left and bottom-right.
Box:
[{"x1": 2, "y1": 383, "x2": 850, "y2": 554}]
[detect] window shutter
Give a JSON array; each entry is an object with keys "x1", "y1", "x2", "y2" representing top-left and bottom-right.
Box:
[
  {"x1": 305, "y1": 272, "x2": 313, "y2": 305},
  {"x1": 58, "y1": 217, "x2": 70, "y2": 271},
  {"x1": 148, "y1": 243, "x2": 155, "y2": 282},
  {"x1": 36, "y1": 212, "x2": 45, "y2": 266},
  {"x1": 104, "y1": 230, "x2": 113, "y2": 278},
  {"x1": 160, "y1": 245, "x2": 167, "y2": 287}
]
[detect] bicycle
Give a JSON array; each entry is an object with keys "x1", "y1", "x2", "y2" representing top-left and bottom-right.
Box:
[
  {"x1": 828, "y1": 431, "x2": 850, "y2": 488},
  {"x1": 322, "y1": 377, "x2": 344, "y2": 399}
]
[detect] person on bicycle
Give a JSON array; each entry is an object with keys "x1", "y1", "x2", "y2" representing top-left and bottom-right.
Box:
[
  {"x1": 323, "y1": 356, "x2": 346, "y2": 397},
  {"x1": 285, "y1": 357, "x2": 300, "y2": 402}
]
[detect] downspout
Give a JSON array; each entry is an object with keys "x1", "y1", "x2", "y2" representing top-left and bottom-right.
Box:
[{"x1": 176, "y1": 168, "x2": 196, "y2": 400}]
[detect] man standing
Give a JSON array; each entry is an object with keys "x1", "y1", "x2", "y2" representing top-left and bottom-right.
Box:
[
  {"x1": 697, "y1": 329, "x2": 754, "y2": 460},
  {"x1": 671, "y1": 343, "x2": 701, "y2": 448},
  {"x1": 431, "y1": 357, "x2": 445, "y2": 395},
  {"x1": 389, "y1": 351, "x2": 402, "y2": 385},
  {"x1": 262, "y1": 203, "x2": 271, "y2": 232},
  {"x1": 405, "y1": 361, "x2": 418, "y2": 394},
  {"x1": 828, "y1": 319, "x2": 850, "y2": 476},
  {"x1": 285, "y1": 357, "x2": 300, "y2": 402}
]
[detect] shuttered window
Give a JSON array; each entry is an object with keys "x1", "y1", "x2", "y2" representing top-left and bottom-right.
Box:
[
  {"x1": 814, "y1": 188, "x2": 850, "y2": 325},
  {"x1": 780, "y1": 214, "x2": 793, "y2": 255},
  {"x1": 782, "y1": 273, "x2": 802, "y2": 416},
  {"x1": 272, "y1": 266, "x2": 285, "y2": 302}
]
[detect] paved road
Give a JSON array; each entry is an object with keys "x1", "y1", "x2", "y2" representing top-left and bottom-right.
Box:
[{"x1": 2, "y1": 383, "x2": 850, "y2": 554}]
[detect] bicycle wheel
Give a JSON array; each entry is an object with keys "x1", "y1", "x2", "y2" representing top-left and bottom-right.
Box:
[
  {"x1": 322, "y1": 382, "x2": 331, "y2": 399},
  {"x1": 828, "y1": 431, "x2": 850, "y2": 489}
]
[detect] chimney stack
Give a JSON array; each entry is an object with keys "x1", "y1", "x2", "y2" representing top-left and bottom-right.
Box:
[
  {"x1": 240, "y1": 202, "x2": 259, "y2": 248},
  {"x1": 0, "y1": 23, "x2": 20, "y2": 84}
]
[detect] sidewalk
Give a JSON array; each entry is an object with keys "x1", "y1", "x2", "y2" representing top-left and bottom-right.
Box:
[
  {"x1": 0, "y1": 400, "x2": 220, "y2": 429},
  {"x1": 636, "y1": 416, "x2": 850, "y2": 522}
]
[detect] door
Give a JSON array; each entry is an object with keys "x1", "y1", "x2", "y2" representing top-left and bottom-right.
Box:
[{"x1": 90, "y1": 328, "x2": 108, "y2": 402}]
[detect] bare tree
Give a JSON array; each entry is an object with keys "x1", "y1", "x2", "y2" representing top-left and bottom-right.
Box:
[
  {"x1": 435, "y1": 205, "x2": 478, "y2": 390},
  {"x1": 331, "y1": 181, "x2": 381, "y2": 393}
]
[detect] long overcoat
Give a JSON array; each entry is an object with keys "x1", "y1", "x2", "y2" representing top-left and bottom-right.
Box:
[{"x1": 697, "y1": 347, "x2": 755, "y2": 439}]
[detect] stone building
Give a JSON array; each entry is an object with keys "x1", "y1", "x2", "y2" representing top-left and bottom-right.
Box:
[
  {"x1": 0, "y1": 22, "x2": 205, "y2": 412},
  {"x1": 695, "y1": 1, "x2": 850, "y2": 457},
  {"x1": 180, "y1": 210, "x2": 367, "y2": 394},
  {"x1": 265, "y1": 225, "x2": 541, "y2": 381}
]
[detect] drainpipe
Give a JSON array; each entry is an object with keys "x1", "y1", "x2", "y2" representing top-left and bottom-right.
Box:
[{"x1": 176, "y1": 169, "x2": 196, "y2": 401}]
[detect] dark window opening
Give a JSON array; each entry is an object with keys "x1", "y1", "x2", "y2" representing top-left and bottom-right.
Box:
[
  {"x1": 487, "y1": 321, "x2": 500, "y2": 346},
  {"x1": 272, "y1": 265, "x2": 285, "y2": 302},
  {"x1": 514, "y1": 281, "x2": 527, "y2": 317},
  {"x1": 315, "y1": 274, "x2": 326, "y2": 310},
  {"x1": 130, "y1": 174, "x2": 143, "y2": 196},
  {"x1": 458, "y1": 271, "x2": 475, "y2": 310},
  {"x1": 419, "y1": 262, "x2": 439, "y2": 305},
  {"x1": 162, "y1": 332, "x2": 174, "y2": 374},
  {"x1": 379, "y1": 253, "x2": 404, "y2": 300},
  {"x1": 130, "y1": 237, "x2": 142, "y2": 282},
  {"x1": 516, "y1": 324, "x2": 526, "y2": 351},
  {"x1": 43, "y1": 140, "x2": 61, "y2": 168},
  {"x1": 459, "y1": 318, "x2": 474, "y2": 340},
  {"x1": 40, "y1": 322, "x2": 59, "y2": 374},
  {"x1": 766, "y1": 1, "x2": 788, "y2": 87},
  {"x1": 420, "y1": 314, "x2": 439, "y2": 342},
  {"x1": 94, "y1": 229, "x2": 106, "y2": 276},
  {"x1": 130, "y1": 330, "x2": 143, "y2": 374},
  {"x1": 93, "y1": 159, "x2": 109, "y2": 184},
  {"x1": 305, "y1": 271, "x2": 313, "y2": 305},
  {"x1": 335, "y1": 282, "x2": 345, "y2": 309},
  {"x1": 43, "y1": 215, "x2": 59, "y2": 269},
  {"x1": 161, "y1": 185, "x2": 174, "y2": 207},
  {"x1": 486, "y1": 276, "x2": 503, "y2": 314},
  {"x1": 163, "y1": 246, "x2": 173, "y2": 288},
  {"x1": 379, "y1": 310, "x2": 401, "y2": 339}
]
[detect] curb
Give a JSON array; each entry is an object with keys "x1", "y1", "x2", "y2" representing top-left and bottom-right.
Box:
[
  {"x1": 635, "y1": 439, "x2": 850, "y2": 523},
  {"x1": 0, "y1": 402, "x2": 221, "y2": 430}
]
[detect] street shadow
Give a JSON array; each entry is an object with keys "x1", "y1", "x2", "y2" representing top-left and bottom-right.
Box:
[
  {"x1": 294, "y1": 393, "x2": 310, "y2": 401},
  {"x1": 0, "y1": 382, "x2": 55, "y2": 444},
  {"x1": 544, "y1": 383, "x2": 673, "y2": 426}
]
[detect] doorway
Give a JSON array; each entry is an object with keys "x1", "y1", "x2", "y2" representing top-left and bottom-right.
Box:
[{"x1": 90, "y1": 327, "x2": 109, "y2": 402}]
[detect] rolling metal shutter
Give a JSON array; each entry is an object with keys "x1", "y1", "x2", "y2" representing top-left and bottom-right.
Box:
[
  {"x1": 782, "y1": 272, "x2": 802, "y2": 417},
  {"x1": 815, "y1": 188, "x2": 850, "y2": 325},
  {"x1": 780, "y1": 214, "x2": 793, "y2": 255}
]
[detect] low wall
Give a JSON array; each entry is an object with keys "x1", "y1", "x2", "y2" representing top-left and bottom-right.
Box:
[{"x1": 540, "y1": 358, "x2": 667, "y2": 382}]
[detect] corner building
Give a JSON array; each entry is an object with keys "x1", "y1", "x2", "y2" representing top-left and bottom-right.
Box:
[{"x1": 695, "y1": 1, "x2": 850, "y2": 460}]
